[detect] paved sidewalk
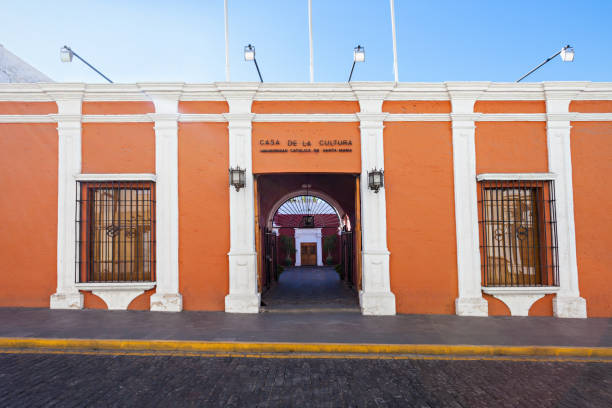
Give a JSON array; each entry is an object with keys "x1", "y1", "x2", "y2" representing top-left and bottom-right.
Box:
[
  {"x1": 262, "y1": 266, "x2": 359, "y2": 312},
  {"x1": 0, "y1": 308, "x2": 610, "y2": 348}
]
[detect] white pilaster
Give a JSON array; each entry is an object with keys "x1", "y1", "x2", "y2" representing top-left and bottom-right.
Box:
[
  {"x1": 141, "y1": 84, "x2": 183, "y2": 312},
  {"x1": 449, "y1": 83, "x2": 489, "y2": 316},
  {"x1": 544, "y1": 84, "x2": 587, "y2": 318},
  {"x1": 49, "y1": 85, "x2": 86, "y2": 309},
  {"x1": 221, "y1": 84, "x2": 260, "y2": 313},
  {"x1": 353, "y1": 85, "x2": 396, "y2": 315}
]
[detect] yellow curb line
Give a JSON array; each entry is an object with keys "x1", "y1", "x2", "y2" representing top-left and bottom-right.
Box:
[{"x1": 0, "y1": 337, "x2": 610, "y2": 359}]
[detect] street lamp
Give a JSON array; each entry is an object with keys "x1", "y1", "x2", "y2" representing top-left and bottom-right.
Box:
[
  {"x1": 348, "y1": 45, "x2": 365, "y2": 82},
  {"x1": 516, "y1": 45, "x2": 575, "y2": 82},
  {"x1": 244, "y1": 44, "x2": 263, "y2": 82},
  {"x1": 59, "y1": 45, "x2": 113, "y2": 83}
]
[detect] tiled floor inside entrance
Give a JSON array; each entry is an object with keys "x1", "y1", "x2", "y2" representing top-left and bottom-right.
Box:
[{"x1": 261, "y1": 266, "x2": 360, "y2": 313}]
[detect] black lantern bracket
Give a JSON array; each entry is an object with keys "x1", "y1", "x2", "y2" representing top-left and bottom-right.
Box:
[
  {"x1": 229, "y1": 167, "x2": 246, "y2": 191},
  {"x1": 368, "y1": 168, "x2": 385, "y2": 193}
]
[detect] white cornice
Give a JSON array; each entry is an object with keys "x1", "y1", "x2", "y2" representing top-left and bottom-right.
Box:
[
  {"x1": 384, "y1": 114, "x2": 451, "y2": 121},
  {"x1": 82, "y1": 114, "x2": 152, "y2": 123},
  {"x1": 0, "y1": 82, "x2": 611, "y2": 105},
  {"x1": 0, "y1": 115, "x2": 54, "y2": 123},
  {"x1": 179, "y1": 114, "x2": 227, "y2": 122},
  {"x1": 475, "y1": 113, "x2": 547, "y2": 121},
  {"x1": 569, "y1": 113, "x2": 612, "y2": 121},
  {"x1": 0, "y1": 112, "x2": 609, "y2": 124},
  {"x1": 252, "y1": 113, "x2": 357, "y2": 122}
]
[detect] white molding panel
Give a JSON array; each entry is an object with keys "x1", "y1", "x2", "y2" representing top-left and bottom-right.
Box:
[{"x1": 50, "y1": 88, "x2": 85, "y2": 310}]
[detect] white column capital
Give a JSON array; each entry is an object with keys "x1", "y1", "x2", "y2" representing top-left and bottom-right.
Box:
[
  {"x1": 219, "y1": 87, "x2": 257, "y2": 114},
  {"x1": 356, "y1": 112, "x2": 388, "y2": 125},
  {"x1": 352, "y1": 88, "x2": 391, "y2": 114},
  {"x1": 224, "y1": 113, "x2": 255, "y2": 125}
]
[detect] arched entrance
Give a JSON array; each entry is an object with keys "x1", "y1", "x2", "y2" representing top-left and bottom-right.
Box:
[{"x1": 255, "y1": 174, "x2": 360, "y2": 312}]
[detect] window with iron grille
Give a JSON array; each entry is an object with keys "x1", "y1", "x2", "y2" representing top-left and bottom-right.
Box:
[
  {"x1": 478, "y1": 179, "x2": 559, "y2": 287},
  {"x1": 76, "y1": 181, "x2": 155, "y2": 283}
]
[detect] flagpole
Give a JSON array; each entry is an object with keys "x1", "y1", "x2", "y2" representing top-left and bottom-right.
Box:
[
  {"x1": 224, "y1": 0, "x2": 230, "y2": 81},
  {"x1": 390, "y1": 0, "x2": 399, "y2": 82},
  {"x1": 308, "y1": 0, "x2": 314, "y2": 82}
]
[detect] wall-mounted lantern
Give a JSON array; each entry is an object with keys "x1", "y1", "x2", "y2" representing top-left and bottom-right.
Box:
[
  {"x1": 229, "y1": 167, "x2": 246, "y2": 191},
  {"x1": 368, "y1": 168, "x2": 384, "y2": 193}
]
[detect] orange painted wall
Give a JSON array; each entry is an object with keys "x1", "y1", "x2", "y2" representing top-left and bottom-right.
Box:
[
  {"x1": 0, "y1": 124, "x2": 58, "y2": 306},
  {"x1": 569, "y1": 100, "x2": 612, "y2": 113},
  {"x1": 0, "y1": 102, "x2": 57, "y2": 114},
  {"x1": 178, "y1": 123, "x2": 230, "y2": 310},
  {"x1": 571, "y1": 122, "x2": 612, "y2": 317},
  {"x1": 252, "y1": 101, "x2": 359, "y2": 114},
  {"x1": 384, "y1": 122, "x2": 458, "y2": 314},
  {"x1": 383, "y1": 100, "x2": 451, "y2": 113},
  {"x1": 82, "y1": 123, "x2": 155, "y2": 173},
  {"x1": 474, "y1": 101, "x2": 546, "y2": 113},
  {"x1": 252, "y1": 122, "x2": 360, "y2": 174},
  {"x1": 179, "y1": 101, "x2": 229, "y2": 114},
  {"x1": 475, "y1": 122, "x2": 548, "y2": 173},
  {"x1": 82, "y1": 101, "x2": 154, "y2": 115}
]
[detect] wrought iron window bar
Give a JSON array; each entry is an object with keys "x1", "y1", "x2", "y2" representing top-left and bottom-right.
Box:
[
  {"x1": 75, "y1": 181, "x2": 156, "y2": 283},
  {"x1": 478, "y1": 179, "x2": 559, "y2": 287}
]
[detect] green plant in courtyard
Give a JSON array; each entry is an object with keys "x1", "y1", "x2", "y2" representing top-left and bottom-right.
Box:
[
  {"x1": 323, "y1": 234, "x2": 337, "y2": 265},
  {"x1": 280, "y1": 235, "x2": 296, "y2": 266}
]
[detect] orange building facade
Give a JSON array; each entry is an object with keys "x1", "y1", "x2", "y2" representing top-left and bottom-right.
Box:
[{"x1": 0, "y1": 82, "x2": 610, "y2": 318}]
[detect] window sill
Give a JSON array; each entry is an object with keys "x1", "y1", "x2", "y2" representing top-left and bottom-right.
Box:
[
  {"x1": 75, "y1": 282, "x2": 156, "y2": 291},
  {"x1": 482, "y1": 286, "x2": 559, "y2": 316},
  {"x1": 482, "y1": 286, "x2": 559, "y2": 296}
]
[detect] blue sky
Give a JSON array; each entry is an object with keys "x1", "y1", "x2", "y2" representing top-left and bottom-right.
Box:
[{"x1": 1, "y1": 0, "x2": 610, "y2": 83}]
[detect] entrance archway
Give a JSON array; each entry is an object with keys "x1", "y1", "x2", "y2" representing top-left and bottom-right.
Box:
[
  {"x1": 255, "y1": 174, "x2": 360, "y2": 312},
  {"x1": 273, "y1": 194, "x2": 341, "y2": 267}
]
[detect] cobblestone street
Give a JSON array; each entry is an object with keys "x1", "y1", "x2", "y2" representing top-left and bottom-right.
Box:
[{"x1": 0, "y1": 352, "x2": 610, "y2": 407}]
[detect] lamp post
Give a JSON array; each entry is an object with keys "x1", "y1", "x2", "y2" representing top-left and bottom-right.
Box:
[
  {"x1": 59, "y1": 45, "x2": 113, "y2": 83},
  {"x1": 516, "y1": 45, "x2": 575, "y2": 82},
  {"x1": 244, "y1": 44, "x2": 263, "y2": 82},
  {"x1": 348, "y1": 45, "x2": 365, "y2": 82}
]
